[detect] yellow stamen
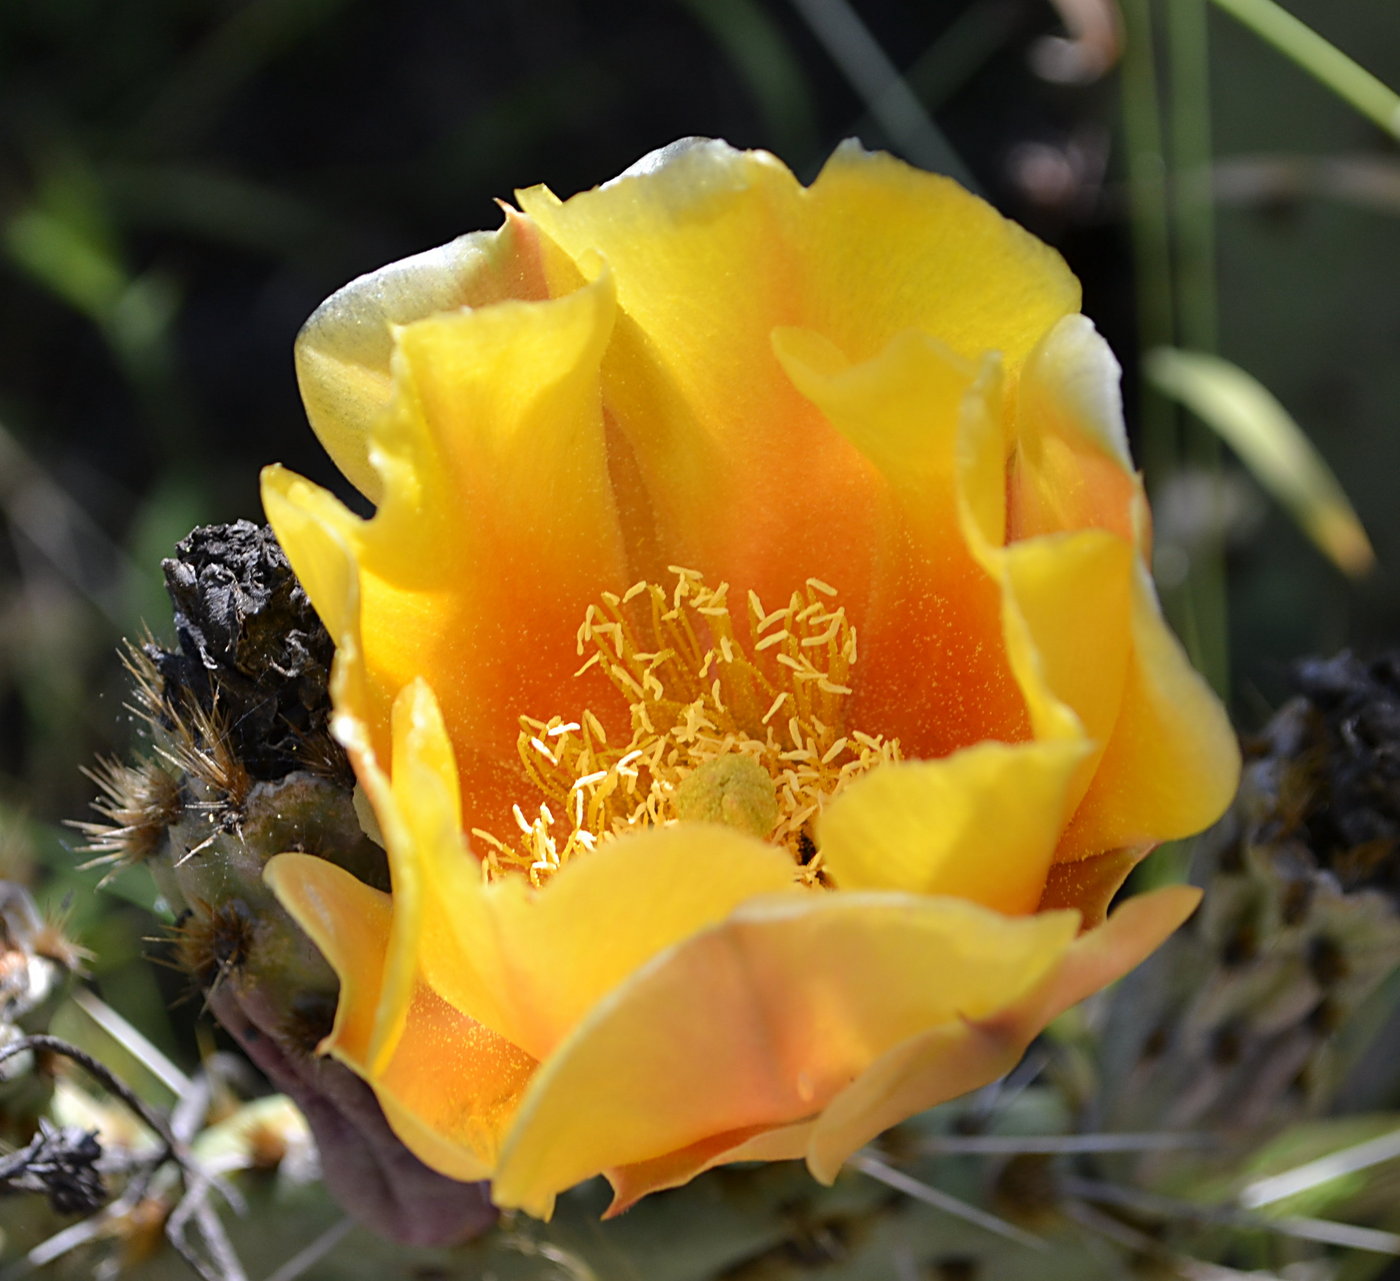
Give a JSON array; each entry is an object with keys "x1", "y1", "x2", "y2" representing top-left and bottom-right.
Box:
[{"x1": 479, "y1": 571, "x2": 901, "y2": 888}]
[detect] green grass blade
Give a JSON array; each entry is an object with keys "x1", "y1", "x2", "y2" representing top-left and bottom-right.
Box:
[
  {"x1": 1145, "y1": 347, "x2": 1374, "y2": 577},
  {"x1": 1210, "y1": 0, "x2": 1400, "y2": 141}
]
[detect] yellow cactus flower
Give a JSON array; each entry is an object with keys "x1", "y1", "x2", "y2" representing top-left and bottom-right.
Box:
[{"x1": 260, "y1": 139, "x2": 1239, "y2": 1220}]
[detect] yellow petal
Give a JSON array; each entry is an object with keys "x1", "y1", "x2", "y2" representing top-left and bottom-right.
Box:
[
  {"x1": 365, "y1": 681, "x2": 803, "y2": 1064},
  {"x1": 801, "y1": 884, "x2": 1200, "y2": 1181},
  {"x1": 490, "y1": 893, "x2": 1080, "y2": 1217},
  {"x1": 263, "y1": 852, "x2": 389, "y2": 1067},
  {"x1": 480, "y1": 826, "x2": 802, "y2": 1061},
  {"x1": 260, "y1": 464, "x2": 364, "y2": 660},
  {"x1": 801, "y1": 142, "x2": 1080, "y2": 369},
  {"x1": 953, "y1": 320, "x2": 1140, "y2": 768},
  {"x1": 1003, "y1": 531, "x2": 1132, "y2": 739},
  {"x1": 995, "y1": 529, "x2": 1135, "y2": 815},
  {"x1": 1058, "y1": 561, "x2": 1241, "y2": 857},
  {"x1": 521, "y1": 140, "x2": 1078, "y2": 376},
  {"x1": 418, "y1": 821, "x2": 805, "y2": 1065},
  {"x1": 268, "y1": 272, "x2": 635, "y2": 837},
  {"x1": 953, "y1": 313, "x2": 1226, "y2": 851},
  {"x1": 294, "y1": 209, "x2": 550, "y2": 503},
  {"x1": 772, "y1": 325, "x2": 976, "y2": 489},
  {"x1": 267, "y1": 815, "x2": 537, "y2": 1182},
  {"x1": 1009, "y1": 315, "x2": 1137, "y2": 543},
  {"x1": 817, "y1": 741, "x2": 1089, "y2": 913}
]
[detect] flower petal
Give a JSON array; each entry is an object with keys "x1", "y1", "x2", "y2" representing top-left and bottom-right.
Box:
[
  {"x1": 369, "y1": 985, "x2": 538, "y2": 1183},
  {"x1": 801, "y1": 142, "x2": 1080, "y2": 369},
  {"x1": 523, "y1": 141, "x2": 888, "y2": 612},
  {"x1": 295, "y1": 210, "x2": 550, "y2": 503},
  {"x1": 801, "y1": 884, "x2": 1201, "y2": 1181},
  {"x1": 1008, "y1": 314, "x2": 1137, "y2": 543},
  {"x1": 604, "y1": 1121, "x2": 814, "y2": 1216},
  {"x1": 416, "y1": 818, "x2": 808, "y2": 1066},
  {"x1": 490, "y1": 894, "x2": 1080, "y2": 1217},
  {"x1": 771, "y1": 325, "x2": 1028, "y2": 756},
  {"x1": 260, "y1": 464, "x2": 364, "y2": 666},
  {"x1": 520, "y1": 139, "x2": 1078, "y2": 397},
  {"x1": 1037, "y1": 845, "x2": 1147, "y2": 926},
  {"x1": 477, "y1": 826, "x2": 803, "y2": 1061},
  {"x1": 816, "y1": 740, "x2": 1089, "y2": 912},
  {"x1": 263, "y1": 851, "x2": 389, "y2": 1068},
  {"x1": 266, "y1": 854, "x2": 536, "y2": 1183},
  {"x1": 995, "y1": 529, "x2": 1136, "y2": 816},
  {"x1": 1003, "y1": 531, "x2": 1132, "y2": 735},
  {"x1": 1058, "y1": 563, "x2": 1241, "y2": 856},
  {"x1": 515, "y1": 138, "x2": 1078, "y2": 654},
  {"x1": 268, "y1": 272, "x2": 634, "y2": 836},
  {"x1": 361, "y1": 681, "x2": 804, "y2": 1066}
]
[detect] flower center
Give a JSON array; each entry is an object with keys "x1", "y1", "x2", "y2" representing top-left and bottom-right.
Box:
[{"x1": 471, "y1": 569, "x2": 901, "y2": 888}]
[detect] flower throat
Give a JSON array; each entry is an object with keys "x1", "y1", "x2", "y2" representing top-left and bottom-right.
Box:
[{"x1": 471, "y1": 569, "x2": 901, "y2": 888}]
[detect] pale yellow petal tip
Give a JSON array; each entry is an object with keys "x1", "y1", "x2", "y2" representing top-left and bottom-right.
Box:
[{"x1": 293, "y1": 214, "x2": 548, "y2": 500}]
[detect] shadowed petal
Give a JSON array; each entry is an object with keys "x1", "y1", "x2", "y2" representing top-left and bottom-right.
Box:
[{"x1": 800, "y1": 884, "x2": 1201, "y2": 1181}]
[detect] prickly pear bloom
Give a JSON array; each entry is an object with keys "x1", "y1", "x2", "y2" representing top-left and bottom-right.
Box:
[{"x1": 260, "y1": 139, "x2": 1239, "y2": 1219}]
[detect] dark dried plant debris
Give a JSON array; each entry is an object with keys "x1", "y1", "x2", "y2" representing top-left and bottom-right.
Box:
[
  {"x1": 0, "y1": 1119, "x2": 106, "y2": 1216},
  {"x1": 1254, "y1": 650, "x2": 1400, "y2": 897},
  {"x1": 146, "y1": 521, "x2": 344, "y2": 784}
]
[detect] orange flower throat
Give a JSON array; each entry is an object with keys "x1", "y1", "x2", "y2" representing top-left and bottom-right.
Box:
[{"x1": 471, "y1": 569, "x2": 902, "y2": 887}]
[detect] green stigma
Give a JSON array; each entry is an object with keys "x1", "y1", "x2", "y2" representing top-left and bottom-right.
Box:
[{"x1": 672, "y1": 753, "x2": 780, "y2": 840}]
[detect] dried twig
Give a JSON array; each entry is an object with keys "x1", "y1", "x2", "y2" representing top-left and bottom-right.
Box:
[{"x1": 0, "y1": 1034, "x2": 248, "y2": 1281}]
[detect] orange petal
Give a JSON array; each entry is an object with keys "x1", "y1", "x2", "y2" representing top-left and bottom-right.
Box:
[
  {"x1": 490, "y1": 894, "x2": 1080, "y2": 1217},
  {"x1": 1037, "y1": 845, "x2": 1148, "y2": 927},
  {"x1": 515, "y1": 139, "x2": 1077, "y2": 665},
  {"x1": 772, "y1": 325, "x2": 1028, "y2": 756},
  {"x1": 369, "y1": 983, "x2": 537, "y2": 1183},
  {"x1": 267, "y1": 272, "x2": 634, "y2": 836},
  {"x1": 604, "y1": 1120, "x2": 814, "y2": 1216}
]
